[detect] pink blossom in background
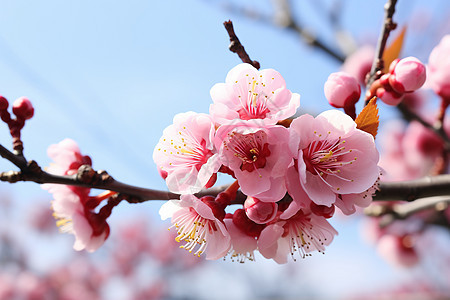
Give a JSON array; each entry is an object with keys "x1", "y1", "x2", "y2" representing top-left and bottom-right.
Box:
[
  {"x1": 289, "y1": 110, "x2": 379, "y2": 208},
  {"x1": 215, "y1": 121, "x2": 292, "y2": 202},
  {"x1": 377, "y1": 235, "x2": 419, "y2": 268},
  {"x1": 427, "y1": 34, "x2": 450, "y2": 99},
  {"x1": 153, "y1": 112, "x2": 221, "y2": 194},
  {"x1": 362, "y1": 216, "x2": 423, "y2": 268},
  {"x1": 258, "y1": 207, "x2": 338, "y2": 264},
  {"x1": 209, "y1": 63, "x2": 300, "y2": 125},
  {"x1": 341, "y1": 45, "x2": 375, "y2": 84},
  {"x1": 159, "y1": 194, "x2": 231, "y2": 260},
  {"x1": 379, "y1": 120, "x2": 445, "y2": 181}
]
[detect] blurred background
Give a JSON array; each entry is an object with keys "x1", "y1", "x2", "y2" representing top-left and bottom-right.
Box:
[{"x1": 0, "y1": 0, "x2": 450, "y2": 299}]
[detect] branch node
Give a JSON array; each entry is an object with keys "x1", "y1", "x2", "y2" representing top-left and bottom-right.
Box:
[{"x1": 0, "y1": 170, "x2": 23, "y2": 183}]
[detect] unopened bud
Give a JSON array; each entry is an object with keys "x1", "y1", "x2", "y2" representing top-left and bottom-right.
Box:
[
  {"x1": 0, "y1": 96, "x2": 8, "y2": 110},
  {"x1": 324, "y1": 72, "x2": 361, "y2": 108},
  {"x1": 389, "y1": 57, "x2": 426, "y2": 93},
  {"x1": 232, "y1": 208, "x2": 265, "y2": 237},
  {"x1": 244, "y1": 196, "x2": 277, "y2": 224},
  {"x1": 310, "y1": 202, "x2": 335, "y2": 219},
  {"x1": 377, "y1": 87, "x2": 404, "y2": 106},
  {"x1": 12, "y1": 97, "x2": 34, "y2": 120}
]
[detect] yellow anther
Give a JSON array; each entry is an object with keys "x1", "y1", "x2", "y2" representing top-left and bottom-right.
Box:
[{"x1": 319, "y1": 150, "x2": 333, "y2": 162}]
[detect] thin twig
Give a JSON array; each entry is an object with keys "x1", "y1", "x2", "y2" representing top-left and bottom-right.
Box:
[
  {"x1": 365, "y1": 196, "x2": 450, "y2": 227},
  {"x1": 223, "y1": 20, "x2": 260, "y2": 69},
  {"x1": 365, "y1": 0, "x2": 399, "y2": 104},
  {"x1": 274, "y1": 0, "x2": 346, "y2": 62}
]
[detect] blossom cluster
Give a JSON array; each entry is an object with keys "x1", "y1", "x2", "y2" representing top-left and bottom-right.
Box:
[{"x1": 153, "y1": 63, "x2": 381, "y2": 263}]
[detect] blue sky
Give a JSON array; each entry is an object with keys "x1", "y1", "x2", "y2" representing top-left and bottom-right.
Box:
[{"x1": 1, "y1": 0, "x2": 450, "y2": 299}]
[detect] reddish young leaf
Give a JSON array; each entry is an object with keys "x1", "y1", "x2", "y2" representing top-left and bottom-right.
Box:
[
  {"x1": 355, "y1": 97, "x2": 379, "y2": 138},
  {"x1": 383, "y1": 26, "x2": 407, "y2": 73}
]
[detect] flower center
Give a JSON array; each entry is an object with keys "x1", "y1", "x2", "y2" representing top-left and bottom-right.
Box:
[
  {"x1": 282, "y1": 211, "x2": 333, "y2": 261},
  {"x1": 237, "y1": 80, "x2": 270, "y2": 120},
  {"x1": 224, "y1": 130, "x2": 271, "y2": 172},
  {"x1": 157, "y1": 125, "x2": 213, "y2": 171},
  {"x1": 303, "y1": 132, "x2": 357, "y2": 191},
  {"x1": 171, "y1": 208, "x2": 217, "y2": 257}
]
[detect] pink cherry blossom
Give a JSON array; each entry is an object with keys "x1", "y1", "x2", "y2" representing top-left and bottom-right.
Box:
[
  {"x1": 43, "y1": 139, "x2": 109, "y2": 252},
  {"x1": 159, "y1": 194, "x2": 231, "y2": 260},
  {"x1": 153, "y1": 112, "x2": 221, "y2": 194},
  {"x1": 336, "y1": 175, "x2": 380, "y2": 215},
  {"x1": 427, "y1": 34, "x2": 450, "y2": 99},
  {"x1": 209, "y1": 63, "x2": 300, "y2": 125},
  {"x1": 223, "y1": 217, "x2": 257, "y2": 262},
  {"x1": 258, "y1": 208, "x2": 338, "y2": 264},
  {"x1": 46, "y1": 138, "x2": 92, "y2": 177},
  {"x1": 215, "y1": 121, "x2": 292, "y2": 202},
  {"x1": 289, "y1": 110, "x2": 379, "y2": 207}
]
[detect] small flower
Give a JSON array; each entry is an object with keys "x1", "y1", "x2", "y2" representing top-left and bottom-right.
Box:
[
  {"x1": 153, "y1": 112, "x2": 221, "y2": 194},
  {"x1": 258, "y1": 208, "x2": 338, "y2": 264},
  {"x1": 215, "y1": 121, "x2": 292, "y2": 202},
  {"x1": 210, "y1": 63, "x2": 300, "y2": 125},
  {"x1": 159, "y1": 194, "x2": 231, "y2": 260},
  {"x1": 289, "y1": 110, "x2": 379, "y2": 207},
  {"x1": 223, "y1": 217, "x2": 258, "y2": 263},
  {"x1": 43, "y1": 139, "x2": 109, "y2": 252}
]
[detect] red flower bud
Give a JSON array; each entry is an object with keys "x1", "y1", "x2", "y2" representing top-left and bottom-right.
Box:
[{"x1": 12, "y1": 97, "x2": 34, "y2": 120}]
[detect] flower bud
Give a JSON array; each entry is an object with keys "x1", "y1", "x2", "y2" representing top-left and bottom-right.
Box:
[
  {"x1": 0, "y1": 96, "x2": 8, "y2": 110},
  {"x1": 244, "y1": 196, "x2": 277, "y2": 224},
  {"x1": 389, "y1": 57, "x2": 426, "y2": 93},
  {"x1": 232, "y1": 208, "x2": 265, "y2": 238},
  {"x1": 12, "y1": 97, "x2": 34, "y2": 120},
  {"x1": 310, "y1": 202, "x2": 335, "y2": 219},
  {"x1": 377, "y1": 87, "x2": 404, "y2": 106},
  {"x1": 324, "y1": 72, "x2": 361, "y2": 108}
]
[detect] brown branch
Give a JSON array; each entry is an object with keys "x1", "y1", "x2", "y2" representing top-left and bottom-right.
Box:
[
  {"x1": 223, "y1": 20, "x2": 260, "y2": 70},
  {"x1": 374, "y1": 175, "x2": 450, "y2": 202},
  {"x1": 365, "y1": 0, "x2": 399, "y2": 104},
  {"x1": 0, "y1": 144, "x2": 27, "y2": 170}
]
